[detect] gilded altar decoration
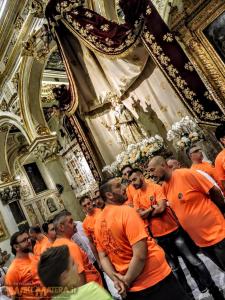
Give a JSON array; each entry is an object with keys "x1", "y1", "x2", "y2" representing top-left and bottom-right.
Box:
[
  {"x1": 0, "y1": 212, "x2": 9, "y2": 242},
  {"x1": 101, "y1": 94, "x2": 147, "y2": 149},
  {"x1": 102, "y1": 135, "x2": 164, "y2": 175},
  {"x1": 167, "y1": 116, "x2": 204, "y2": 150}
]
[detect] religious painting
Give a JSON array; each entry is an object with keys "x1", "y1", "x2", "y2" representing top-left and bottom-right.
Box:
[
  {"x1": 203, "y1": 11, "x2": 225, "y2": 64},
  {"x1": 46, "y1": 197, "x2": 57, "y2": 213},
  {"x1": 24, "y1": 163, "x2": 47, "y2": 194},
  {"x1": 0, "y1": 212, "x2": 9, "y2": 242},
  {"x1": 25, "y1": 204, "x2": 39, "y2": 226}
]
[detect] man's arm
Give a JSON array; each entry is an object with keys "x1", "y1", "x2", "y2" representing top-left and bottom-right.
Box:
[
  {"x1": 137, "y1": 207, "x2": 153, "y2": 219},
  {"x1": 79, "y1": 272, "x2": 86, "y2": 286},
  {"x1": 99, "y1": 251, "x2": 126, "y2": 297},
  {"x1": 88, "y1": 236, "x2": 101, "y2": 266},
  {"x1": 114, "y1": 239, "x2": 147, "y2": 287},
  {"x1": 209, "y1": 186, "x2": 225, "y2": 213},
  {"x1": 151, "y1": 199, "x2": 167, "y2": 216}
]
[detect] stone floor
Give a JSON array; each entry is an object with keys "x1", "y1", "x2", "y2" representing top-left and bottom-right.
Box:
[{"x1": 180, "y1": 254, "x2": 225, "y2": 300}]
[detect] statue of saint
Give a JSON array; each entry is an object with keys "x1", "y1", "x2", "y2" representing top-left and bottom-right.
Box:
[{"x1": 102, "y1": 94, "x2": 147, "y2": 148}]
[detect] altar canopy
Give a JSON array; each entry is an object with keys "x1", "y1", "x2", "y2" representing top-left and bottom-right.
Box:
[{"x1": 45, "y1": 0, "x2": 224, "y2": 125}]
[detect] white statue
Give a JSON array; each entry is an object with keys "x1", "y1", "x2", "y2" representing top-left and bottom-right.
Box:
[{"x1": 102, "y1": 94, "x2": 147, "y2": 148}]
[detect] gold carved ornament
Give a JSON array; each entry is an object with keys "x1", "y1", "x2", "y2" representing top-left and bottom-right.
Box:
[{"x1": 142, "y1": 26, "x2": 224, "y2": 122}]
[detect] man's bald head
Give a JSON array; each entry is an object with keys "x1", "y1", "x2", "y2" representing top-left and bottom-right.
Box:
[
  {"x1": 148, "y1": 156, "x2": 171, "y2": 182},
  {"x1": 149, "y1": 156, "x2": 167, "y2": 167}
]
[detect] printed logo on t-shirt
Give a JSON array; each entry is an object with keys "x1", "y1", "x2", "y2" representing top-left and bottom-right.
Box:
[
  {"x1": 178, "y1": 192, "x2": 183, "y2": 200},
  {"x1": 150, "y1": 196, "x2": 154, "y2": 202}
]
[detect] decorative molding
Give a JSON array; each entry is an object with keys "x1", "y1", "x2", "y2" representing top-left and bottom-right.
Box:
[
  {"x1": 35, "y1": 124, "x2": 51, "y2": 136},
  {"x1": 0, "y1": 185, "x2": 21, "y2": 205},
  {"x1": 0, "y1": 172, "x2": 13, "y2": 184},
  {"x1": 29, "y1": 0, "x2": 48, "y2": 18},
  {"x1": 29, "y1": 135, "x2": 59, "y2": 162}
]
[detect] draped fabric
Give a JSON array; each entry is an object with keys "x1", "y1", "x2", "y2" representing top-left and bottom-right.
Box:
[
  {"x1": 45, "y1": 0, "x2": 224, "y2": 123},
  {"x1": 46, "y1": 0, "x2": 224, "y2": 123}
]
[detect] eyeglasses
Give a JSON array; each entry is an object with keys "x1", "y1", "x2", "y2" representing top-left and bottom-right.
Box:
[{"x1": 17, "y1": 237, "x2": 30, "y2": 244}]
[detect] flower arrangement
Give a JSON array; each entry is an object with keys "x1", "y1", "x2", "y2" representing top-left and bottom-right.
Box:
[
  {"x1": 167, "y1": 116, "x2": 204, "y2": 150},
  {"x1": 102, "y1": 135, "x2": 164, "y2": 175}
]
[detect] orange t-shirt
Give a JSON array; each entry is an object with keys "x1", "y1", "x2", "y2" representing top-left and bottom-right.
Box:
[
  {"x1": 33, "y1": 235, "x2": 50, "y2": 257},
  {"x1": 191, "y1": 161, "x2": 216, "y2": 180},
  {"x1": 162, "y1": 168, "x2": 225, "y2": 247},
  {"x1": 95, "y1": 205, "x2": 171, "y2": 292},
  {"x1": 5, "y1": 255, "x2": 46, "y2": 300},
  {"x1": 83, "y1": 208, "x2": 102, "y2": 243},
  {"x1": 215, "y1": 149, "x2": 225, "y2": 191},
  {"x1": 124, "y1": 184, "x2": 137, "y2": 206},
  {"x1": 53, "y1": 238, "x2": 102, "y2": 285},
  {"x1": 133, "y1": 180, "x2": 178, "y2": 237}
]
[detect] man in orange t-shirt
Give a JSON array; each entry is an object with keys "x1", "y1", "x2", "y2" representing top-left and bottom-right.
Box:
[
  {"x1": 187, "y1": 145, "x2": 217, "y2": 180},
  {"x1": 52, "y1": 210, "x2": 102, "y2": 286},
  {"x1": 215, "y1": 124, "x2": 225, "y2": 193},
  {"x1": 29, "y1": 225, "x2": 50, "y2": 257},
  {"x1": 95, "y1": 177, "x2": 190, "y2": 300},
  {"x1": 121, "y1": 165, "x2": 137, "y2": 206},
  {"x1": 5, "y1": 231, "x2": 47, "y2": 300},
  {"x1": 42, "y1": 221, "x2": 56, "y2": 249},
  {"x1": 129, "y1": 168, "x2": 221, "y2": 298},
  {"x1": 149, "y1": 156, "x2": 225, "y2": 273},
  {"x1": 80, "y1": 195, "x2": 101, "y2": 261}
]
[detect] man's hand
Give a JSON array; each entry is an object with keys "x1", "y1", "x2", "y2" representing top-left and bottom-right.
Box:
[
  {"x1": 112, "y1": 273, "x2": 127, "y2": 298},
  {"x1": 137, "y1": 207, "x2": 152, "y2": 219}
]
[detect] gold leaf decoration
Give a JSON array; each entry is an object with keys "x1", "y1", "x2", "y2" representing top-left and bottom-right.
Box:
[
  {"x1": 163, "y1": 33, "x2": 174, "y2": 42},
  {"x1": 184, "y1": 62, "x2": 194, "y2": 72}
]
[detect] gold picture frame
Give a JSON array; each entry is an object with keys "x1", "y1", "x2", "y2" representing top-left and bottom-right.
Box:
[
  {"x1": 170, "y1": 0, "x2": 225, "y2": 110},
  {"x1": 0, "y1": 212, "x2": 9, "y2": 242},
  {"x1": 195, "y1": 4, "x2": 225, "y2": 79}
]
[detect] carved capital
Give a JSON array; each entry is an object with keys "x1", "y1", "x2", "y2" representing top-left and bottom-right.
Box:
[{"x1": 29, "y1": 136, "x2": 59, "y2": 162}]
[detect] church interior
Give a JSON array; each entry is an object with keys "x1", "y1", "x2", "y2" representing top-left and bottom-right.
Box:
[{"x1": 0, "y1": 0, "x2": 225, "y2": 299}]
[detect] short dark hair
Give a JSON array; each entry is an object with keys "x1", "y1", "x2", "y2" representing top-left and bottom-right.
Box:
[
  {"x1": 29, "y1": 225, "x2": 42, "y2": 234},
  {"x1": 42, "y1": 223, "x2": 49, "y2": 234},
  {"x1": 99, "y1": 177, "x2": 115, "y2": 201},
  {"x1": 10, "y1": 230, "x2": 26, "y2": 255},
  {"x1": 120, "y1": 165, "x2": 133, "y2": 173},
  {"x1": 128, "y1": 168, "x2": 143, "y2": 178},
  {"x1": 79, "y1": 195, "x2": 91, "y2": 206},
  {"x1": 38, "y1": 245, "x2": 70, "y2": 287},
  {"x1": 215, "y1": 124, "x2": 225, "y2": 141},
  {"x1": 42, "y1": 221, "x2": 54, "y2": 234}
]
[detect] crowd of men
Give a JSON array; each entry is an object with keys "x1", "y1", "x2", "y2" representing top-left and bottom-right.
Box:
[{"x1": 2, "y1": 124, "x2": 225, "y2": 300}]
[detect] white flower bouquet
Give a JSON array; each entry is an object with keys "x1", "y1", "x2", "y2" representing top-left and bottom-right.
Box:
[
  {"x1": 167, "y1": 116, "x2": 204, "y2": 150},
  {"x1": 102, "y1": 135, "x2": 164, "y2": 175}
]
